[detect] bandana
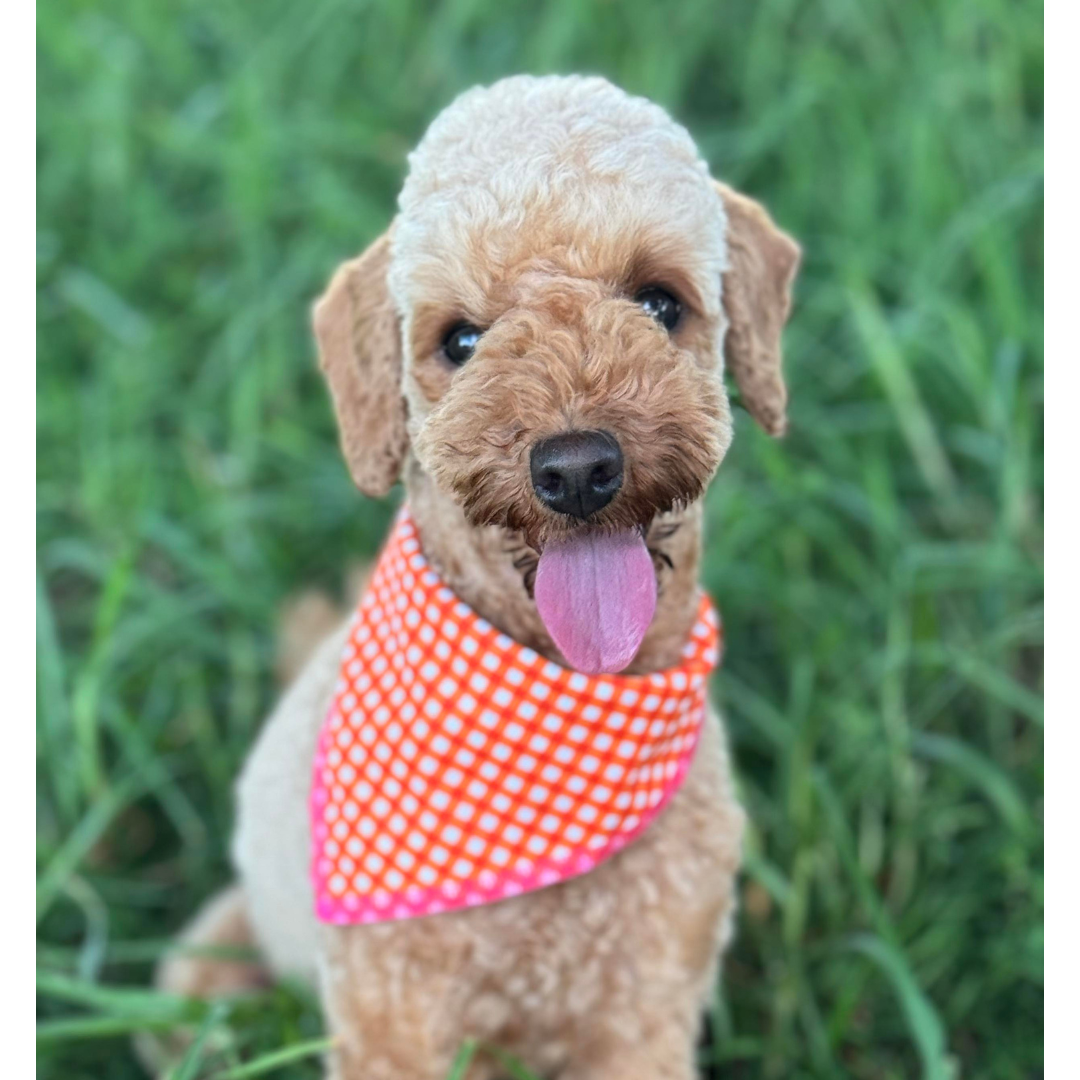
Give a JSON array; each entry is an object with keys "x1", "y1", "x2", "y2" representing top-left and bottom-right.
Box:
[{"x1": 310, "y1": 510, "x2": 722, "y2": 925}]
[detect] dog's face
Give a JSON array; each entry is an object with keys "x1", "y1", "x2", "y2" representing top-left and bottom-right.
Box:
[
  {"x1": 314, "y1": 77, "x2": 799, "y2": 671},
  {"x1": 406, "y1": 255, "x2": 729, "y2": 546}
]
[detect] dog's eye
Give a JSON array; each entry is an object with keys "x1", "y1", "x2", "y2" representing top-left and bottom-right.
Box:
[
  {"x1": 442, "y1": 323, "x2": 482, "y2": 365},
  {"x1": 635, "y1": 287, "x2": 682, "y2": 331}
]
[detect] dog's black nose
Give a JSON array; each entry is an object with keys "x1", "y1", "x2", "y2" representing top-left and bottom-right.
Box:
[{"x1": 530, "y1": 430, "x2": 624, "y2": 520}]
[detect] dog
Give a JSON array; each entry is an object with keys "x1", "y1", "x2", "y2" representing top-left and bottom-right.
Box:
[{"x1": 159, "y1": 74, "x2": 799, "y2": 1080}]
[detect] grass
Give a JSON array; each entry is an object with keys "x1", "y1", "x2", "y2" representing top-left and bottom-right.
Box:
[{"x1": 37, "y1": 0, "x2": 1043, "y2": 1076}]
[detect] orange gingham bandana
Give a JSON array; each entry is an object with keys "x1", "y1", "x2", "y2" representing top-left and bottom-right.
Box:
[{"x1": 310, "y1": 510, "x2": 722, "y2": 924}]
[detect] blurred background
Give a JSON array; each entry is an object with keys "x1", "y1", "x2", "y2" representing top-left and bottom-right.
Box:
[{"x1": 37, "y1": 1, "x2": 1043, "y2": 1077}]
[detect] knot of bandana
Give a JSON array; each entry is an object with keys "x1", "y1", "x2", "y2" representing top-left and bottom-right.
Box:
[{"x1": 310, "y1": 510, "x2": 722, "y2": 924}]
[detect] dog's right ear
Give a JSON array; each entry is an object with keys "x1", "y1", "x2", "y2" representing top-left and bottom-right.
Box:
[{"x1": 313, "y1": 229, "x2": 408, "y2": 497}]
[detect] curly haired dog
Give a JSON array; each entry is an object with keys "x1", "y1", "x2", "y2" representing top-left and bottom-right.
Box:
[{"x1": 160, "y1": 74, "x2": 799, "y2": 1079}]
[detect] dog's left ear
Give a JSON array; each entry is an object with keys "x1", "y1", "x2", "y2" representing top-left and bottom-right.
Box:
[
  {"x1": 313, "y1": 228, "x2": 408, "y2": 497},
  {"x1": 714, "y1": 181, "x2": 801, "y2": 436}
]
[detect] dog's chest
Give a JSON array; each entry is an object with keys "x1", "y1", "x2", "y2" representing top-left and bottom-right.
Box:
[{"x1": 327, "y1": 717, "x2": 743, "y2": 1046}]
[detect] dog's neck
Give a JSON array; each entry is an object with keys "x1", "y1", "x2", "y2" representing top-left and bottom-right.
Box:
[{"x1": 404, "y1": 458, "x2": 704, "y2": 675}]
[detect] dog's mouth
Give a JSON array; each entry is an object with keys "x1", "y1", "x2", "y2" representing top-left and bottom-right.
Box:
[{"x1": 532, "y1": 526, "x2": 657, "y2": 675}]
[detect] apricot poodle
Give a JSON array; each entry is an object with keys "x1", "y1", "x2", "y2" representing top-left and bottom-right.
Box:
[{"x1": 159, "y1": 74, "x2": 800, "y2": 1080}]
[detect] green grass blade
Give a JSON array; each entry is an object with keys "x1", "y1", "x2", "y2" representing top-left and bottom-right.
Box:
[
  {"x1": 208, "y1": 1037, "x2": 336, "y2": 1079},
  {"x1": 913, "y1": 732, "x2": 1032, "y2": 836},
  {"x1": 846, "y1": 934, "x2": 955, "y2": 1080},
  {"x1": 36, "y1": 970, "x2": 199, "y2": 1020},
  {"x1": 35, "y1": 771, "x2": 153, "y2": 924},
  {"x1": 37, "y1": 569, "x2": 76, "y2": 824},
  {"x1": 169, "y1": 1001, "x2": 232, "y2": 1080},
  {"x1": 848, "y1": 284, "x2": 957, "y2": 503},
  {"x1": 444, "y1": 1038, "x2": 479, "y2": 1080},
  {"x1": 36, "y1": 1015, "x2": 190, "y2": 1043}
]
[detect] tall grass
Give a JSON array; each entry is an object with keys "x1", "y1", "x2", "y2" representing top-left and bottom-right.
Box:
[{"x1": 37, "y1": 1, "x2": 1043, "y2": 1076}]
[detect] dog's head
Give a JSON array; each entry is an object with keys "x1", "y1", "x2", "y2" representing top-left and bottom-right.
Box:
[{"x1": 314, "y1": 76, "x2": 799, "y2": 672}]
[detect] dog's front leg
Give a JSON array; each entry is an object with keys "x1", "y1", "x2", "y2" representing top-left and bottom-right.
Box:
[
  {"x1": 559, "y1": 1009, "x2": 703, "y2": 1080},
  {"x1": 553, "y1": 977, "x2": 709, "y2": 1080},
  {"x1": 317, "y1": 925, "x2": 493, "y2": 1080}
]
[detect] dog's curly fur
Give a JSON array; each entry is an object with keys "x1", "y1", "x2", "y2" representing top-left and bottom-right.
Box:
[{"x1": 157, "y1": 75, "x2": 799, "y2": 1079}]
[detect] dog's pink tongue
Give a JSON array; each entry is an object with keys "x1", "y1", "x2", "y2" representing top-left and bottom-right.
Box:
[{"x1": 534, "y1": 530, "x2": 657, "y2": 674}]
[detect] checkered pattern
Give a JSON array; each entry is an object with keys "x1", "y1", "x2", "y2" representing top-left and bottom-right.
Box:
[{"x1": 310, "y1": 510, "x2": 722, "y2": 925}]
